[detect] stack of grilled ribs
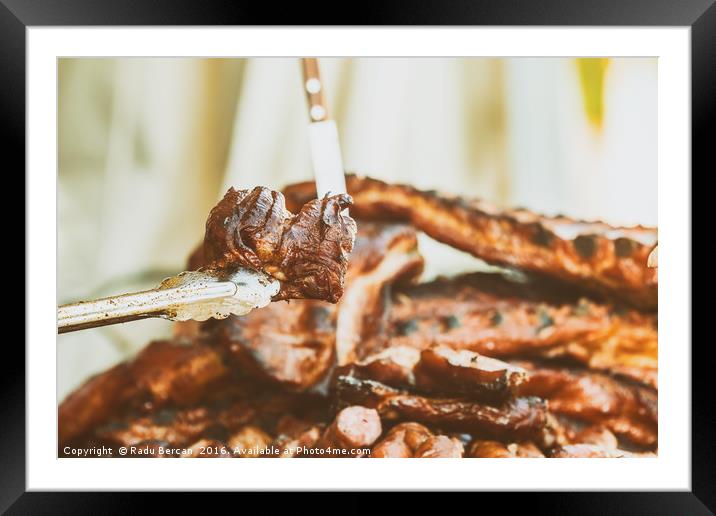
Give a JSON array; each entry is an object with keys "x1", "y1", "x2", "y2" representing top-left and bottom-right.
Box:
[{"x1": 59, "y1": 175, "x2": 657, "y2": 458}]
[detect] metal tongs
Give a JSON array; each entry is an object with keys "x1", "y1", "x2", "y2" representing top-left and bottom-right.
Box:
[
  {"x1": 57, "y1": 269, "x2": 280, "y2": 334},
  {"x1": 57, "y1": 57, "x2": 347, "y2": 334}
]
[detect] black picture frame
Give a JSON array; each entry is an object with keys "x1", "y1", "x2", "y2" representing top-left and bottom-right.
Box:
[{"x1": 6, "y1": 0, "x2": 708, "y2": 512}]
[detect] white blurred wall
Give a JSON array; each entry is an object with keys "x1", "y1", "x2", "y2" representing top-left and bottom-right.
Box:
[{"x1": 505, "y1": 58, "x2": 657, "y2": 225}]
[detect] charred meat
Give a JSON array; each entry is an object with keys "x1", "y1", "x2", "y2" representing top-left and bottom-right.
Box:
[
  {"x1": 202, "y1": 187, "x2": 356, "y2": 303},
  {"x1": 514, "y1": 361, "x2": 658, "y2": 448},
  {"x1": 60, "y1": 176, "x2": 658, "y2": 459},
  {"x1": 380, "y1": 272, "x2": 657, "y2": 388},
  {"x1": 204, "y1": 222, "x2": 423, "y2": 391},
  {"x1": 334, "y1": 374, "x2": 554, "y2": 444},
  {"x1": 283, "y1": 175, "x2": 657, "y2": 309}
]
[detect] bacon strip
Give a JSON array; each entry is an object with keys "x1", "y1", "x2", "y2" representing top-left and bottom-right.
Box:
[
  {"x1": 377, "y1": 272, "x2": 657, "y2": 388},
  {"x1": 283, "y1": 175, "x2": 657, "y2": 309},
  {"x1": 513, "y1": 361, "x2": 658, "y2": 448},
  {"x1": 345, "y1": 345, "x2": 527, "y2": 403},
  {"x1": 93, "y1": 400, "x2": 255, "y2": 451},
  {"x1": 334, "y1": 374, "x2": 553, "y2": 444},
  {"x1": 58, "y1": 339, "x2": 228, "y2": 445}
]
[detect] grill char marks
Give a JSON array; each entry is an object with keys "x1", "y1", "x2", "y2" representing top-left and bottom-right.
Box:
[
  {"x1": 381, "y1": 272, "x2": 657, "y2": 388},
  {"x1": 334, "y1": 374, "x2": 552, "y2": 444},
  {"x1": 58, "y1": 339, "x2": 228, "y2": 446},
  {"x1": 59, "y1": 224, "x2": 424, "y2": 448},
  {"x1": 203, "y1": 186, "x2": 356, "y2": 303},
  {"x1": 513, "y1": 361, "x2": 658, "y2": 448},
  {"x1": 283, "y1": 175, "x2": 657, "y2": 309},
  {"x1": 206, "y1": 222, "x2": 424, "y2": 391},
  {"x1": 413, "y1": 346, "x2": 528, "y2": 401},
  {"x1": 207, "y1": 299, "x2": 337, "y2": 391},
  {"x1": 344, "y1": 345, "x2": 527, "y2": 403},
  {"x1": 94, "y1": 401, "x2": 255, "y2": 451},
  {"x1": 60, "y1": 179, "x2": 658, "y2": 458}
]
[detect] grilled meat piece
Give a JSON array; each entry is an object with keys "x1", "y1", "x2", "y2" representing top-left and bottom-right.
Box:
[
  {"x1": 64, "y1": 378, "x2": 333, "y2": 457},
  {"x1": 414, "y1": 346, "x2": 528, "y2": 401},
  {"x1": 206, "y1": 222, "x2": 423, "y2": 390},
  {"x1": 378, "y1": 272, "x2": 657, "y2": 388},
  {"x1": 94, "y1": 400, "x2": 254, "y2": 450},
  {"x1": 334, "y1": 223, "x2": 423, "y2": 366},
  {"x1": 58, "y1": 362, "x2": 133, "y2": 447},
  {"x1": 283, "y1": 175, "x2": 657, "y2": 309},
  {"x1": 60, "y1": 179, "x2": 658, "y2": 460},
  {"x1": 372, "y1": 422, "x2": 464, "y2": 458},
  {"x1": 59, "y1": 223, "x2": 422, "y2": 446},
  {"x1": 371, "y1": 422, "x2": 432, "y2": 458},
  {"x1": 380, "y1": 395, "x2": 550, "y2": 443},
  {"x1": 414, "y1": 436, "x2": 464, "y2": 458},
  {"x1": 514, "y1": 361, "x2": 658, "y2": 448},
  {"x1": 346, "y1": 346, "x2": 421, "y2": 388},
  {"x1": 207, "y1": 300, "x2": 337, "y2": 390},
  {"x1": 345, "y1": 345, "x2": 527, "y2": 403},
  {"x1": 549, "y1": 444, "x2": 656, "y2": 458},
  {"x1": 202, "y1": 186, "x2": 356, "y2": 303},
  {"x1": 467, "y1": 440, "x2": 545, "y2": 458},
  {"x1": 228, "y1": 425, "x2": 273, "y2": 457},
  {"x1": 314, "y1": 406, "x2": 382, "y2": 456},
  {"x1": 270, "y1": 415, "x2": 325, "y2": 458},
  {"x1": 573, "y1": 425, "x2": 620, "y2": 449},
  {"x1": 465, "y1": 426, "x2": 650, "y2": 458},
  {"x1": 334, "y1": 375, "x2": 551, "y2": 443},
  {"x1": 59, "y1": 339, "x2": 228, "y2": 445}
]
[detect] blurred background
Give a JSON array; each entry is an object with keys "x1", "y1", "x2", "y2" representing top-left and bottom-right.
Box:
[{"x1": 57, "y1": 57, "x2": 657, "y2": 400}]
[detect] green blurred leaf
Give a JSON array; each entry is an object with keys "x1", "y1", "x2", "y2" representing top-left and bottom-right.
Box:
[{"x1": 575, "y1": 58, "x2": 610, "y2": 129}]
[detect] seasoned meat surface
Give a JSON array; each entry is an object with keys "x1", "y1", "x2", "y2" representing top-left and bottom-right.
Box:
[
  {"x1": 334, "y1": 374, "x2": 553, "y2": 444},
  {"x1": 205, "y1": 222, "x2": 423, "y2": 391},
  {"x1": 203, "y1": 186, "x2": 356, "y2": 303},
  {"x1": 60, "y1": 177, "x2": 658, "y2": 459},
  {"x1": 381, "y1": 272, "x2": 658, "y2": 388},
  {"x1": 59, "y1": 223, "x2": 422, "y2": 445},
  {"x1": 283, "y1": 175, "x2": 657, "y2": 309},
  {"x1": 514, "y1": 361, "x2": 658, "y2": 447},
  {"x1": 371, "y1": 422, "x2": 433, "y2": 458},
  {"x1": 414, "y1": 436, "x2": 464, "y2": 458},
  {"x1": 467, "y1": 440, "x2": 545, "y2": 458},
  {"x1": 550, "y1": 444, "x2": 656, "y2": 458},
  {"x1": 58, "y1": 339, "x2": 228, "y2": 445},
  {"x1": 315, "y1": 406, "x2": 382, "y2": 456},
  {"x1": 345, "y1": 345, "x2": 527, "y2": 403},
  {"x1": 413, "y1": 347, "x2": 528, "y2": 401},
  {"x1": 208, "y1": 300, "x2": 337, "y2": 390},
  {"x1": 372, "y1": 422, "x2": 464, "y2": 458}
]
